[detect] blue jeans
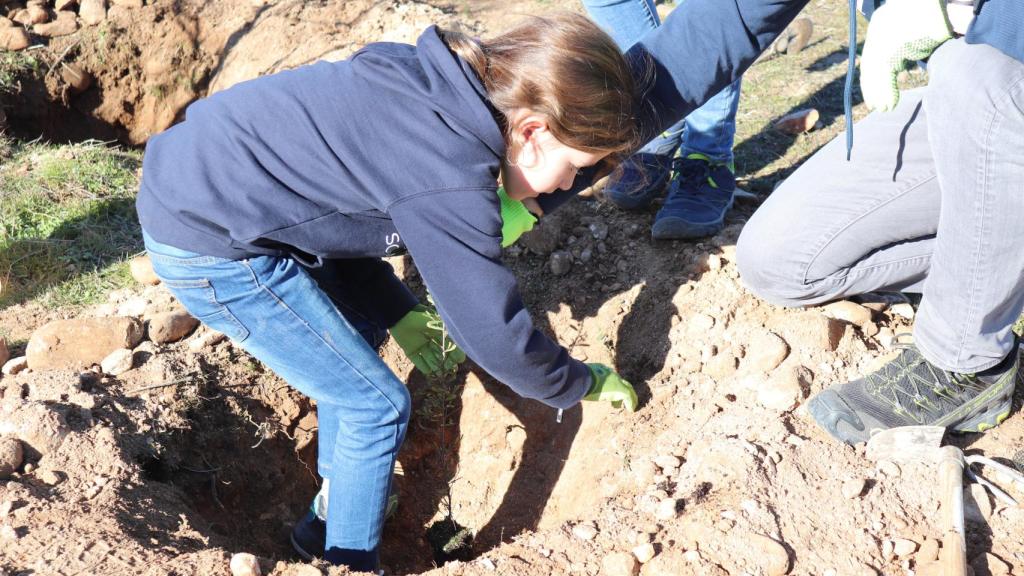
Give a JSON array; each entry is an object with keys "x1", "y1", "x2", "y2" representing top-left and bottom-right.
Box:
[
  {"x1": 582, "y1": 0, "x2": 741, "y2": 163},
  {"x1": 737, "y1": 39, "x2": 1024, "y2": 373},
  {"x1": 142, "y1": 231, "x2": 410, "y2": 570}
]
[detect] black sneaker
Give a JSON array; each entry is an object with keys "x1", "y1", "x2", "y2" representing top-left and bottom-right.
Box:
[
  {"x1": 807, "y1": 340, "x2": 1019, "y2": 445},
  {"x1": 290, "y1": 494, "x2": 399, "y2": 561}
]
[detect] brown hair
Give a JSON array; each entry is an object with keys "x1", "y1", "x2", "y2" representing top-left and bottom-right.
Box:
[{"x1": 439, "y1": 12, "x2": 642, "y2": 171}]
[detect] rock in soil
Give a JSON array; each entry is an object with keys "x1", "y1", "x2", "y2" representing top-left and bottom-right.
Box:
[
  {"x1": 773, "y1": 108, "x2": 819, "y2": 135},
  {"x1": 0, "y1": 26, "x2": 30, "y2": 50},
  {"x1": 822, "y1": 301, "x2": 873, "y2": 328},
  {"x1": 100, "y1": 348, "x2": 135, "y2": 376},
  {"x1": 147, "y1": 310, "x2": 200, "y2": 344},
  {"x1": 229, "y1": 553, "x2": 261, "y2": 576},
  {"x1": 2, "y1": 356, "x2": 28, "y2": 376},
  {"x1": 747, "y1": 533, "x2": 791, "y2": 576},
  {"x1": 0, "y1": 402, "x2": 70, "y2": 456},
  {"x1": 744, "y1": 330, "x2": 790, "y2": 373},
  {"x1": 0, "y1": 437, "x2": 24, "y2": 479},
  {"x1": 33, "y1": 10, "x2": 78, "y2": 37},
  {"x1": 130, "y1": 254, "x2": 161, "y2": 286},
  {"x1": 841, "y1": 477, "x2": 866, "y2": 499},
  {"x1": 757, "y1": 365, "x2": 806, "y2": 411},
  {"x1": 602, "y1": 551, "x2": 639, "y2": 576},
  {"x1": 632, "y1": 543, "x2": 656, "y2": 564},
  {"x1": 79, "y1": 0, "x2": 107, "y2": 25},
  {"x1": 27, "y1": 317, "x2": 144, "y2": 370}
]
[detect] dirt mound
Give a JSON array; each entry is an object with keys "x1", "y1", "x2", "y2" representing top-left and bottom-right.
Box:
[{"x1": 3, "y1": 0, "x2": 466, "y2": 144}]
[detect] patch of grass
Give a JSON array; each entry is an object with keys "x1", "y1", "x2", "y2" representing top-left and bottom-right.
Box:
[
  {"x1": 0, "y1": 51, "x2": 40, "y2": 96},
  {"x1": 0, "y1": 139, "x2": 143, "y2": 308}
]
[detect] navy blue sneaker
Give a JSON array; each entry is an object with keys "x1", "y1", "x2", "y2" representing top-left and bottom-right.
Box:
[
  {"x1": 290, "y1": 494, "x2": 399, "y2": 561},
  {"x1": 651, "y1": 154, "x2": 736, "y2": 240},
  {"x1": 604, "y1": 152, "x2": 676, "y2": 210}
]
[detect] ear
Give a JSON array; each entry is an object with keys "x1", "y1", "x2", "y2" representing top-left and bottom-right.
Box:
[{"x1": 512, "y1": 114, "x2": 550, "y2": 168}]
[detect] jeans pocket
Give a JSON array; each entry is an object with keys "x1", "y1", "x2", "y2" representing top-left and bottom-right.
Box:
[{"x1": 159, "y1": 277, "x2": 251, "y2": 343}]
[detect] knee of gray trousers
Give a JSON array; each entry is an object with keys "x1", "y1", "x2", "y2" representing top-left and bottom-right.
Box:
[{"x1": 736, "y1": 217, "x2": 825, "y2": 309}]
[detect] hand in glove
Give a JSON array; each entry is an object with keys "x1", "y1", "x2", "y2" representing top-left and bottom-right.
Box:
[
  {"x1": 390, "y1": 304, "x2": 466, "y2": 377},
  {"x1": 498, "y1": 186, "x2": 538, "y2": 247},
  {"x1": 860, "y1": 0, "x2": 953, "y2": 111},
  {"x1": 582, "y1": 363, "x2": 638, "y2": 412}
]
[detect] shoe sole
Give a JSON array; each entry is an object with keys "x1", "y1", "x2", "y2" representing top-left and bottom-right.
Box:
[
  {"x1": 651, "y1": 197, "x2": 734, "y2": 241},
  {"x1": 809, "y1": 352, "x2": 1019, "y2": 444}
]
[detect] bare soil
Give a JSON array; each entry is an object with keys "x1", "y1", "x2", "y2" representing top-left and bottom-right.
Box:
[{"x1": 1, "y1": 1, "x2": 1022, "y2": 575}]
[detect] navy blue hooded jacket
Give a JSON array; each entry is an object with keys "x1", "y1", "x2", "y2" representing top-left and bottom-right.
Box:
[{"x1": 138, "y1": 2, "x2": 810, "y2": 409}]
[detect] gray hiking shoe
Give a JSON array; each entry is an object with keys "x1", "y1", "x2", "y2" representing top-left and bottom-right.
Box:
[{"x1": 807, "y1": 340, "x2": 1019, "y2": 445}]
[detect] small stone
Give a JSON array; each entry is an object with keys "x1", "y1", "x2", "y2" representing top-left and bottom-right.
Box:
[
  {"x1": 744, "y1": 331, "x2": 790, "y2": 373},
  {"x1": 572, "y1": 522, "x2": 598, "y2": 541},
  {"x1": 876, "y1": 460, "x2": 901, "y2": 477},
  {"x1": 189, "y1": 329, "x2": 227, "y2": 351},
  {"x1": 964, "y1": 483, "x2": 992, "y2": 523},
  {"x1": 891, "y1": 538, "x2": 917, "y2": 557},
  {"x1": 1, "y1": 356, "x2": 27, "y2": 376},
  {"x1": 654, "y1": 498, "x2": 682, "y2": 520},
  {"x1": 0, "y1": 500, "x2": 12, "y2": 517},
  {"x1": 24, "y1": 5, "x2": 50, "y2": 25},
  {"x1": 55, "y1": 0, "x2": 77, "y2": 10},
  {"x1": 862, "y1": 321, "x2": 880, "y2": 338},
  {"x1": 147, "y1": 310, "x2": 199, "y2": 344},
  {"x1": 688, "y1": 313, "x2": 715, "y2": 335},
  {"x1": 229, "y1": 552, "x2": 261, "y2": 576},
  {"x1": 0, "y1": 26, "x2": 30, "y2": 51},
  {"x1": 757, "y1": 365, "x2": 807, "y2": 411},
  {"x1": 39, "y1": 469, "x2": 61, "y2": 485},
  {"x1": 476, "y1": 557, "x2": 496, "y2": 570},
  {"x1": 601, "y1": 552, "x2": 639, "y2": 576},
  {"x1": 130, "y1": 255, "x2": 161, "y2": 286},
  {"x1": 881, "y1": 539, "x2": 895, "y2": 560},
  {"x1": 917, "y1": 537, "x2": 939, "y2": 563},
  {"x1": 822, "y1": 301, "x2": 873, "y2": 327},
  {"x1": 0, "y1": 438, "x2": 23, "y2": 479},
  {"x1": 0, "y1": 524, "x2": 17, "y2": 540},
  {"x1": 653, "y1": 455, "x2": 681, "y2": 472},
  {"x1": 705, "y1": 254, "x2": 722, "y2": 271},
  {"x1": 703, "y1": 353, "x2": 737, "y2": 381},
  {"x1": 111, "y1": 0, "x2": 143, "y2": 6},
  {"x1": 100, "y1": 348, "x2": 134, "y2": 376},
  {"x1": 890, "y1": 303, "x2": 915, "y2": 320},
  {"x1": 841, "y1": 477, "x2": 866, "y2": 499},
  {"x1": 589, "y1": 222, "x2": 609, "y2": 241},
  {"x1": 773, "y1": 108, "x2": 819, "y2": 135},
  {"x1": 632, "y1": 543, "x2": 656, "y2": 564},
  {"x1": 748, "y1": 533, "x2": 790, "y2": 576},
  {"x1": 78, "y1": 0, "x2": 106, "y2": 25},
  {"x1": 549, "y1": 251, "x2": 573, "y2": 276},
  {"x1": 33, "y1": 10, "x2": 78, "y2": 37}
]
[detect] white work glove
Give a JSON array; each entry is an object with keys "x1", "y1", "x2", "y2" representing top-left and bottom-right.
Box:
[{"x1": 860, "y1": 0, "x2": 953, "y2": 112}]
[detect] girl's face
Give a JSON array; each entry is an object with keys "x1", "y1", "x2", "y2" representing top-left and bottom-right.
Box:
[{"x1": 501, "y1": 114, "x2": 609, "y2": 201}]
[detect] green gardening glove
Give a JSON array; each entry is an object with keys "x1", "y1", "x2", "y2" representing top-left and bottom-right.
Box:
[
  {"x1": 582, "y1": 363, "x2": 638, "y2": 412},
  {"x1": 498, "y1": 186, "x2": 537, "y2": 247},
  {"x1": 390, "y1": 304, "x2": 467, "y2": 377},
  {"x1": 860, "y1": 0, "x2": 953, "y2": 112}
]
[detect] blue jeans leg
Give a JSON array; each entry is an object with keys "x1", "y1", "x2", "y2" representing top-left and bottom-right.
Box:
[
  {"x1": 581, "y1": 0, "x2": 738, "y2": 161},
  {"x1": 142, "y1": 232, "x2": 410, "y2": 570},
  {"x1": 681, "y1": 78, "x2": 742, "y2": 164}
]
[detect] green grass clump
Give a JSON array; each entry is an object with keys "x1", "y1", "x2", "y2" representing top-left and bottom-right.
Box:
[
  {"x1": 0, "y1": 139, "x2": 143, "y2": 308},
  {"x1": 0, "y1": 51, "x2": 40, "y2": 96}
]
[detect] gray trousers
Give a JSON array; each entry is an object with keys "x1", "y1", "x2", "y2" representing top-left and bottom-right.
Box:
[{"x1": 737, "y1": 39, "x2": 1024, "y2": 374}]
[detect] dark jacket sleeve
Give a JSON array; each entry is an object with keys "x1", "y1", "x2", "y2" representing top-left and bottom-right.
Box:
[
  {"x1": 537, "y1": 0, "x2": 808, "y2": 216},
  {"x1": 389, "y1": 188, "x2": 592, "y2": 410}
]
